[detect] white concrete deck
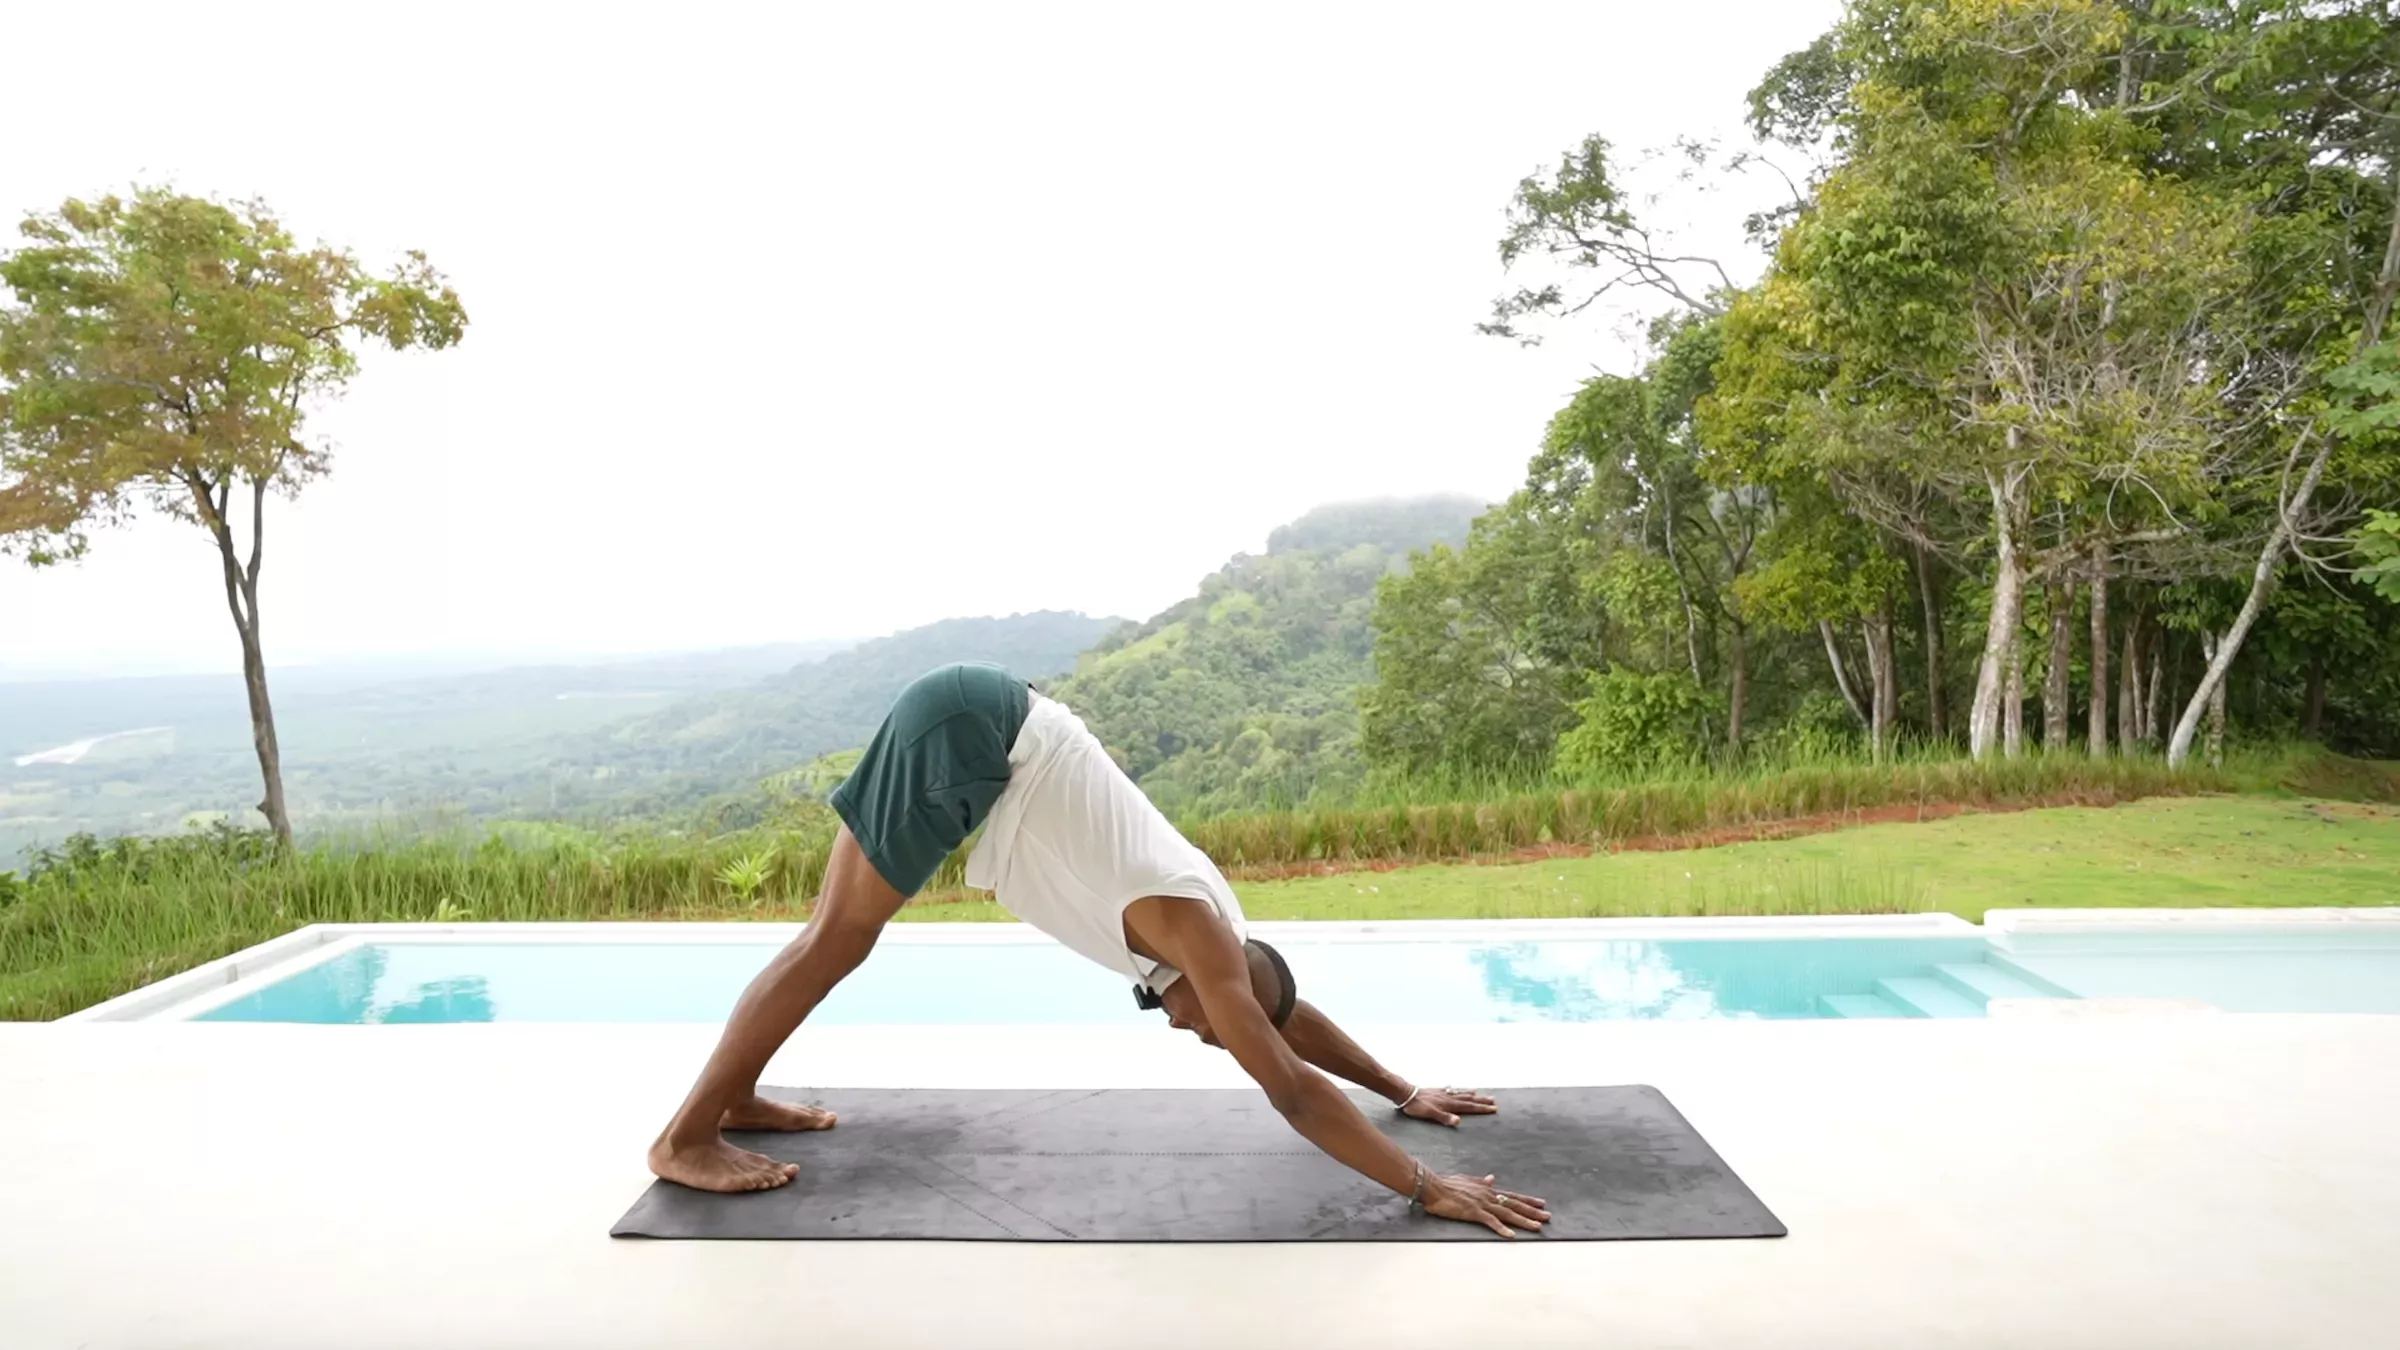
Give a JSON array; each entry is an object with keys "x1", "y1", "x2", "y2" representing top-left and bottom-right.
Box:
[{"x1": 3, "y1": 1014, "x2": 2396, "y2": 1349}]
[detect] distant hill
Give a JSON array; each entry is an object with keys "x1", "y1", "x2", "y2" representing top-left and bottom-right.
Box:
[
  {"x1": 0, "y1": 615, "x2": 1125, "y2": 855},
  {"x1": 0, "y1": 643, "x2": 852, "y2": 768},
  {"x1": 0, "y1": 641, "x2": 853, "y2": 856},
  {"x1": 570, "y1": 612, "x2": 1122, "y2": 806},
  {"x1": 1, "y1": 493, "x2": 1490, "y2": 852},
  {"x1": 1264, "y1": 495, "x2": 1485, "y2": 556},
  {"x1": 1048, "y1": 496, "x2": 1486, "y2": 816}
]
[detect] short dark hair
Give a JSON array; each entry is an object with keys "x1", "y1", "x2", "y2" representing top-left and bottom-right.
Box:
[
  {"x1": 1244, "y1": 938, "x2": 1297, "y2": 1028},
  {"x1": 1132, "y1": 940, "x2": 1298, "y2": 1027}
]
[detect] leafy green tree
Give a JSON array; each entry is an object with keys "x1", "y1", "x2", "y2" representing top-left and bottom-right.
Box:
[
  {"x1": 1714, "y1": 1, "x2": 2303, "y2": 761},
  {"x1": 1450, "y1": 0, "x2": 2400, "y2": 781},
  {"x1": 2078, "y1": 0, "x2": 2400, "y2": 766},
  {"x1": 1536, "y1": 317, "x2": 1770, "y2": 751},
  {"x1": 2359, "y1": 510, "x2": 2400, "y2": 602},
  {"x1": 0, "y1": 189, "x2": 466, "y2": 844},
  {"x1": 1481, "y1": 134, "x2": 1758, "y2": 345},
  {"x1": 1736, "y1": 498, "x2": 1908, "y2": 757},
  {"x1": 1554, "y1": 670, "x2": 1722, "y2": 779},
  {"x1": 1359, "y1": 515, "x2": 1590, "y2": 778}
]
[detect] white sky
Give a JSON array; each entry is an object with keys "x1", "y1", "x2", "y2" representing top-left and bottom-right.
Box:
[{"x1": 0, "y1": 0, "x2": 1840, "y2": 678}]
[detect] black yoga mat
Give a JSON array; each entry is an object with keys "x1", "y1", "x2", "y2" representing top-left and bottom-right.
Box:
[{"x1": 612, "y1": 1085, "x2": 1784, "y2": 1242}]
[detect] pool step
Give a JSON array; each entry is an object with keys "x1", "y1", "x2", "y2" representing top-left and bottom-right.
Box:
[
  {"x1": 1873, "y1": 976, "x2": 1986, "y2": 1019},
  {"x1": 1931, "y1": 961, "x2": 2064, "y2": 1008},
  {"x1": 1818, "y1": 993, "x2": 1909, "y2": 1019},
  {"x1": 1982, "y1": 952, "x2": 2082, "y2": 997}
]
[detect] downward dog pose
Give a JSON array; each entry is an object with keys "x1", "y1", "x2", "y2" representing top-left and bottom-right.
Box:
[{"x1": 649, "y1": 662, "x2": 1548, "y2": 1236}]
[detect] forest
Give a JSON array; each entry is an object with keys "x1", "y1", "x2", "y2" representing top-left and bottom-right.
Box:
[{"x1": 1363, "y1": 0, "x2": 2399, "y2": 782}]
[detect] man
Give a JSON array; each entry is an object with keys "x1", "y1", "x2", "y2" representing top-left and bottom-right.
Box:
[{"x1": 649, "y1": 661, "x2": 1548, "y2": 1237}]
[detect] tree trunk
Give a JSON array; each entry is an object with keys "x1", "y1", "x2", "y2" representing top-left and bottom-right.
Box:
[
  {"x1": 1913, "y1": 541, "x2": 1947, "y2": 742},
  {"x1": 2119, "y1": 604, "x2": 2141, "y2": 758},
  {"x1": 1969, "y1": 465, "x2": 2027, "y2": 761},
  {"x1": 199, "y1": 476, "x2": 294, "y2": 847},
  {"x1": 1725, "y1": 620, "x2": 1749, "y2": 757},
  {"x1": 1820, "y1": 620, "x2": 1869, "y2": 730},
  {"x1": 2163, "y1": 629, "x2": 2183, "y2": 742},
  {"x1": 2142, "y1": 621, "x2": 2164, "y2": 745},
  {"x1": 2042, "y1": 582, "x2": 2075, "y2": 750},
  {"x1": 2167, "y1": 439, "x2": 2322, "y2": 768},
  {"x1": 2201, "y1": 631, "x2": 2229, "y2": 768},
  {"x1": 2004, "y1": 625, "x2": 2026, "y2": 758},
  {"x1": 2171, "y1": 162, "x2": 2400, "y2": 769},
  {"x1": 2299, "y1": 653, "x2": 2326, "y2": 741},
  {"x1": 234, "y1": 595, "x2": 292, "y2": 844},
  {"x1": 1657, "y1": 484, "x2": 1706, "y2": 692},
  {"x1": 2088, "y1": 540, "x2": 2110, "y2": 757},
  {"x1": 1865, "y1": 606, "x2": 1898, "y2": 762}
]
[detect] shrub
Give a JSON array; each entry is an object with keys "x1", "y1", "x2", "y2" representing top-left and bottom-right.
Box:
[{"x1": 1555, "y1": 670, "x2": 1721, "y2": 778}]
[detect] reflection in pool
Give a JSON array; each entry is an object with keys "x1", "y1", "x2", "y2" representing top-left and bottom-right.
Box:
[{"x1": 196, "y1": 935, "x2": 1994, "y2": 1024}]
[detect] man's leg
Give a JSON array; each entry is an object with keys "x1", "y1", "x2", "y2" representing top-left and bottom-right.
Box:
[{"x1": 647, "y1": 825, "x2": 908, "y2": 1192}]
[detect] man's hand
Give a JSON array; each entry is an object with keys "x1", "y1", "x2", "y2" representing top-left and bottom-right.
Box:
[
  {"x1": 1399, "y1": 1086, "x2": 1495, "y2": 1128},
  {"x1": 1420, "y1": 1171, "x2": 1550, "y2": 1238}
]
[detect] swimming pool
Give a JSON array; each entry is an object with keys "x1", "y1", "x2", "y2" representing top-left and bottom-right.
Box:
[
  {"x1": 74, "y1": 909, "x2": 2395, "y2": 1025},
  {"x1": 189, "y1": 931, "x2": 2011, "y2": 1024}
]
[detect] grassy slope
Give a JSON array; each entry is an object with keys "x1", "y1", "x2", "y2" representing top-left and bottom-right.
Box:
[{"x1": 903, "y1": 796, "x2": 2400, "y2": 924}]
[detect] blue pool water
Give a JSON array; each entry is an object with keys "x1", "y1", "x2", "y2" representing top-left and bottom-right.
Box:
[
  {"x1": 196, "y1": 936, "x2": 1997, "y2": 1024},
  {"x1": 190, "y1": 929, "x2": 2400, "y2": 1024},
  {"x1": 1997, "y1": 931, "x2": 2400, "y2": 1014}
]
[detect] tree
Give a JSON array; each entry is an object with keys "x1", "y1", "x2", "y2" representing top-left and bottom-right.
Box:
[
  {"x1": 0, "y1": 189, "x2": 467, "y2": 844},
  {"x1": 1482, "y1": 134, "x2": 1740, "y2": 344},
  {"x1": 1385, "y1": 0, "x2": 2400, "y2": 783},
  {"x1": 1537, "y1": 317, "x2": 1772, "y2": 752},
  {"x1": 1736, "y1": 497, "x2": 1908, "y2": 758},
  {"x1": 2119, "y1": 1, "x2": 2400, "y2": 766},
  {"x1": 1712, "y1": 0, "x2": 2291, "y2": 761},
  {"x1": 1360, "y1": 513, "x2": 1594, "y2": 778},
  {"x1": 2360, "y1": 509, "x2": 2400, "y2": 601}
]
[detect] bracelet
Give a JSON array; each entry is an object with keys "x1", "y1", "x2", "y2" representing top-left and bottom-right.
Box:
[
  {"x1": 1397, "y1": 1085, "x2": 1423, "y2": 1111},
  {"x1": 1407, "y1": 1159, "x2": 1428, "y2": 1210}
]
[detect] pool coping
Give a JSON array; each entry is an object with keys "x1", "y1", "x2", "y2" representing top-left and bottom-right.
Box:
[{"x1": 1984, "y1": 906, "x2": 2400, "y2": 933}]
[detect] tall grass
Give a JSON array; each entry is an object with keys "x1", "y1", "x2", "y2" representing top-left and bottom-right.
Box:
[
  {"x1": 0, "y1": 826, "x2": 835, "y2": 1021},
  {"x1": 3, "y1": 744, "x2": 2388, "y2": 1021},
  {"x1": 1183, "y1": 749, "x2": 2236, "y2": 872}
]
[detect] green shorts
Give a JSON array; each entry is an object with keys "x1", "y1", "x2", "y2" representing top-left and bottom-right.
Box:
[{"x1": 828, "y1": 662, "x2": 1031, "y2": 896}]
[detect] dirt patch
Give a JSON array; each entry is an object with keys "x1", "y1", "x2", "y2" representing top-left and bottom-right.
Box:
[
  {"x1": 2298, "y1": 799, "x2": 2400, "y2": 823},
  {"x1": 1222, "y1": 789, "x2": 2167, "y2": 883}
]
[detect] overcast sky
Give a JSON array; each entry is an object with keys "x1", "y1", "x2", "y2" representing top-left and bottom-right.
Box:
[{"x1": 1, "y1": 0, "x2": 1840, "y2": 678}]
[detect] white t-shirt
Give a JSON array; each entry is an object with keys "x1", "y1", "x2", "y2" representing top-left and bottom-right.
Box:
[{"x1": 964, "y1": 692, "x2": 1246, "y2": 993}]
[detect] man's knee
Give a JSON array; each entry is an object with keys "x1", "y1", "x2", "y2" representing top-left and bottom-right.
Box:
[{"x1": 796, "y1": 901, "x2": 882, "y2": 969}]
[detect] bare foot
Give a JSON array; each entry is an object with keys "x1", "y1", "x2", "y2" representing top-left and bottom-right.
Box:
[
  {"x1": 648, "y1": 1134, "x2": 800, "y2": 1193},
  {"x1": 721, "y1": 1095, "x2": 838, "y2": 1132}
]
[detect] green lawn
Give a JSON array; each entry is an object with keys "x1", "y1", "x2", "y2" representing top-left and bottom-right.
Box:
[{"x1": 903, "y1": 796, "x2": 2400, "y2": 924}]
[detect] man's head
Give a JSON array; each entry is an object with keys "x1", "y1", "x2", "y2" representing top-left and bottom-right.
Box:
[{"x1": 1151, "y1": 939, "x2": 1295, "y2": 1048}]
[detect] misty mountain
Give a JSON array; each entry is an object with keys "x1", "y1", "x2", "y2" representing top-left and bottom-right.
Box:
[
  {"x1": 561, "y1": 611, "x2": 1122, "y2": 806},
  {"x1": 1, "y1": 615, "x2": 1117, "y2": 856},
  {"x1": 1, "y1": 641, "x2": 853, "y2": 856},
  {"x1": 1263, "y1": 494, "x2": 1484, "y2": 556},
  {"x1": 1049, "y1": 495, "x2": 1486, "y2": 816},
  {"x1": 0, "y1": 642, "x2": 853, "y2": 768},
  {"x1": 3, "y1": 495, "x2": 1483, "y2": 854}
]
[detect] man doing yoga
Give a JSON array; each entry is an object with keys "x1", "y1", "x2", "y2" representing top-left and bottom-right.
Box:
[{"x1": 648, "y1": 661, "x2": 1549, "y2": 1237}]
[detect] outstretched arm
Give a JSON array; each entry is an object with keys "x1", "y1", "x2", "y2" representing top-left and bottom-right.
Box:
[
  {"x1": 1278, "y1": 999, "x2": 1497, "y2": 1128},
  {"x1": 1127, "y1": 897, "x2": 1544, "y2": 1237}
]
